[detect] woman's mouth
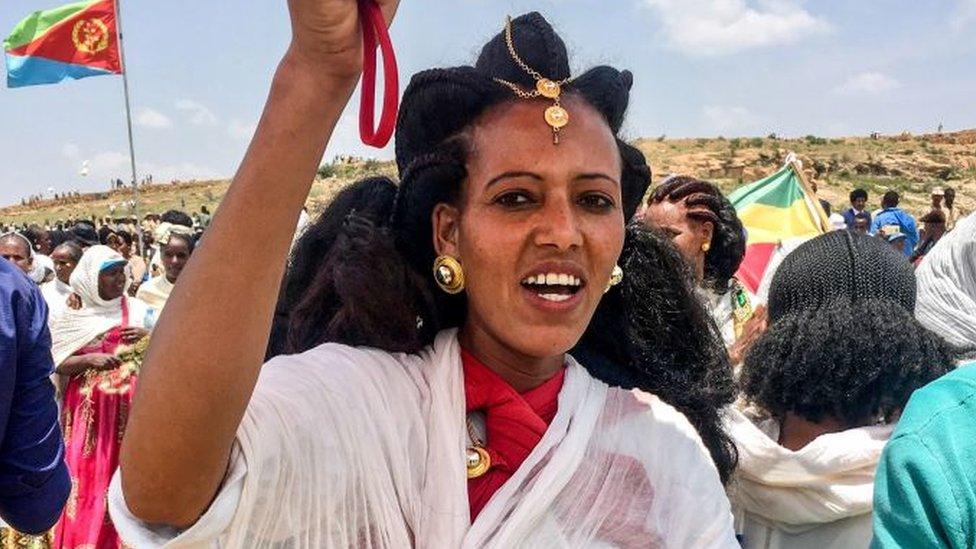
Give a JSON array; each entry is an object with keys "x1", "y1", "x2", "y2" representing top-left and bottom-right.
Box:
[{"x1": 519, "y1": 270, "x2": 587, "y2": 311}]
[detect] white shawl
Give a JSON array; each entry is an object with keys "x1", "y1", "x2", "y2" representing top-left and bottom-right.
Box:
[
  {"x1": 915, "y1": 213, "x2": 976, "y2": 351},
  {"x1": 109, "y1": 330, "x2": 736, "y2": 548},
  {"x1": 726, "y1": 407, "x2": 892, "y2": 547},
  {"x1": 49, "y1": 245, "x2": 148, "y2": 365}
]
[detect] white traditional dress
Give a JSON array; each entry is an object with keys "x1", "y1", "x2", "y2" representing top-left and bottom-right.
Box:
[
  {"x1": 136, "y1": 275, "x2": 174, "y2": 312},
  {"x1": 109, "y1": 330, "x2": 737, "y2": 548},
  {"x1": 915, "y1": 213, "x2": 976, "y2": 351}
]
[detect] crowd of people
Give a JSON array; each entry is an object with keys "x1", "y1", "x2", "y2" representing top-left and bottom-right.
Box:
[{"x1": 1, "y1": 5, "x2": 975, "y2": 549}]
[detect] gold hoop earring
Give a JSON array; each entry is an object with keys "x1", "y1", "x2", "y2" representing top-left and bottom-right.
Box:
[
  {"x1": 433, "y1": 255, "x2": 465, "y2": 294},
  {"x1": 605, "y1": 264, "x2": 624, "y2": 293}
]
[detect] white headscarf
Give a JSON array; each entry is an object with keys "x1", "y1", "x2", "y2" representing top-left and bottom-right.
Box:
[
  {"x1": 49, "y1": 245, "x2": 146, "y2": 365},
  {"x1": 915, "y1": 213, "x2": 976, "y2": 351}
]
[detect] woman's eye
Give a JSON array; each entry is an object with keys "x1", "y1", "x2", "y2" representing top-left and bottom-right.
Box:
[
  {"x1": 578, "y1": 193, "x2": 615, "y2": 210},
  {"x1": 495, "y1": 191, "x2": 533, "y2": 207}
]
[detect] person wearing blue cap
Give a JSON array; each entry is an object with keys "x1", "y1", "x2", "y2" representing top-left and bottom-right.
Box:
[
  {"x1": 47, "y1": 245, "x2": 150, "y2": 546},
  {"x1": 0, "y1": 256, "x2": 70, "y2": 542}
]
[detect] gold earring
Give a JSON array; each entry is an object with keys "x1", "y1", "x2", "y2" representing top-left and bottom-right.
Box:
[
  {"x1": 433, "y1": 255, "x2": 465, "y2": 294},
  {"x1": 701, "y1": 242, "x2": 711, "y2": 253},
  {"x1": 605, "y1": 264, "x2": 624, "y2": 293}
]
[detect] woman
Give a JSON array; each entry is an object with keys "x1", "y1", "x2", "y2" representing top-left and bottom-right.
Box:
[
  {"x1": 728, "y1": 231, "x2": 960, "y2": 548},
  {"x1": 111, "y1": 7, "x2": 737, "y2": 547},
  {"x1": 40, "y1": 240, "x2": 83, "y2": 320},
  {"x1": 50, "y1": 245, "x2": 149, "y2": 547},
  {"x1": 108, "y1": 230, "x2": 148, "y2": 295},
  {"x1": 641, "y1": 176, "x2": 759, "y2": 360},
  {"x1": 136, "y1": 229, "x2": 194, "y2": 313}
]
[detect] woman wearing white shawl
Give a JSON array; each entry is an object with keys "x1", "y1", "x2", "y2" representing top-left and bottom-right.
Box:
[
  {"x1": 915, "y1": 212, "x2": 976, "y2": 353},
  {"x1": 49, "y1": 245, "x2": 150, "y2": 547},
  {"x1": 111, "y1": 5, "x2": 737, "y2": 548},
  {"x1": 729, "y1": 231, "x2": 962, "y2": 548},
  {"x1": 136, "y1": 227, "x2": 195, "y2": 312}
]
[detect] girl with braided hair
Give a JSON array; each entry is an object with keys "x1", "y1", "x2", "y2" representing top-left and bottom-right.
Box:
[
  {"x1": 642, "y1": 176, "x2": 760, "y2": 361},
  {"x1": 110, "y1": 5, "x2": 737, "y2": 547}
]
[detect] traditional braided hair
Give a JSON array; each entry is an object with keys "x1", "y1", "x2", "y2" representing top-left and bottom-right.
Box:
[
  {"x1": 647, "y1": 176, "x2": 746, "y2": 293},
  {"x1": 742, "y1": 231, "x2": 961, "y2": 426},
  {"x1": 268, "y1": 12, "x2": 736, "y2": 483}
]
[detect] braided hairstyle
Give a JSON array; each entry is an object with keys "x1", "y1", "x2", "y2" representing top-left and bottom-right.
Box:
[
  {"x1": 267, "y1": 12, "x2": 737, "y2": 483},
  {"x1": 742, "y1": 231, "x2": 961, "y2": 426},
  {"x1": 647, "y1": 176, "x2": 746, "y2": 293}
]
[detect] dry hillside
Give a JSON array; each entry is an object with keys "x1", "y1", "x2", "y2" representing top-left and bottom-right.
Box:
[{"x1": 3, "y1": 130, "x2": 974, "y2": 225}]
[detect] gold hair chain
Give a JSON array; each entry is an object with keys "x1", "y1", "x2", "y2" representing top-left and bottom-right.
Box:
[{"x1": 493, "y1": 16, "x2": 572, "y2": 144}]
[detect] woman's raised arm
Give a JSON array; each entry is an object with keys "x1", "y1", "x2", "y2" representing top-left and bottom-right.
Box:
[{"x1": 119, "y1": 0, "x2": 400, "y2": 527}]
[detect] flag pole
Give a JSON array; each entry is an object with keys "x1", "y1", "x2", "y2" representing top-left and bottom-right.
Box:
[{"x1": 113, "y1": 0, "x2": 144, "y2": 258}]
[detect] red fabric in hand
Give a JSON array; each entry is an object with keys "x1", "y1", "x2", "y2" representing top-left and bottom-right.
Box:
[{"x1": 462, "y1": 348, "x2": 565, "y2": 521}]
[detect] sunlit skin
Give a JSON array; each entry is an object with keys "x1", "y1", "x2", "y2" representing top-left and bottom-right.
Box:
[
  {"x1": 435, "y1": 98, "x2": 624, "y2": 392},
  {"x1": 0, "y1": 236, "x2": 33, "y2": 274},
  {"x1": 642, "y1": 200, "x2": 713, "y2": 283},
  {"x1": 50, "y1": 246, "x2": 79, "y2": 285},
  {"x1": 162, "y1": 237, "x2": 192, "y2": 284},
  {"x1": 853, "y1": 217, "x2": 870, "y2": 234},
  {"x1": 851, "y1": 196, "x2": 867, "y2": 211},
  {"x1": 33, "y1": 230, "x2": 53, "y2": 256}
]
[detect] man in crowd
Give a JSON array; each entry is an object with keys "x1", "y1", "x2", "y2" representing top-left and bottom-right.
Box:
[
  {"x1": 944, "y1": 187, "x2": 965, "y2": 231},
  {"x1": 0, "y1": 257, "x2": 71, "y2": 536},
  {"x1": 871, "y1": 191, "x2": 918, "y2": 257},
  {"x1": 911, "y1": 210, "x2": 947, "y2": 264},
  {"x1": 853, "y1": 212, "x2": 872, "y2": 234},
  {"x1": 0, "y1": 233, "x2": 33, "y2": 276},
  {"x1": 843, "y1": 189, "x2": 871, "y2": 229},
  {"x1": 930, "y1": 187, "x2": 944, "y2": 211}
]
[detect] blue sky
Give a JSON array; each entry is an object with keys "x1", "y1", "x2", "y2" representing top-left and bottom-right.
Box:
[{"x1": 2, "y1": 0, "x2": 975, "y2": 206}]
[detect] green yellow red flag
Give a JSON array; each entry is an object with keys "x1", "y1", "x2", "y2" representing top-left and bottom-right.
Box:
[
  {"x1": 729, "y1": 159, "x2": 829, "y2": 297},
  {"x1": 4, "y1": 0, "x2": 121, "y2": 88}
]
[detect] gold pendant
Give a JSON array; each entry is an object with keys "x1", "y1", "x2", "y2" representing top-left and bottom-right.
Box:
[
  {"x1": 536, "y1": 78, "x2": 561, "y2": 99},
  {"x1": 545, "y1": 105, "x2": 569, "y2": 129},
  {"x1": 466, "y1": 446, "x2": 491, "y2": 479}
]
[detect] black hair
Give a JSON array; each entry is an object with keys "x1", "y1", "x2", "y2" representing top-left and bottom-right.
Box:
[
  {"x1": 164, "y1": 232, "x2": 196, "y2": 253},
  {"x1": 849, "y1": 188, "x2": 868, "y2": 202},
  {"x1": 115, "y1": 231, "x2": 133, "y2": 246},
  {"x1": 647, "y1": 176, "x2": 746, "y2": 294},
  {"x1": 882, "y1": 190, "x2": 900, "y2": 208},
  {"x1": 741, "y1": 231, "x2": 961, "y2": 427},
  {"x1": 52, "y1": 240, "x2": 83, "y2": 262},
  {"x1": 161, "y1": 209, "x2": 193, "y2": 228},
  {"x1": 853, "y1": 211, "x2": 872, "y2": 223},
  {"x1": 21, "y1": 225, "x2": 48, "y2": 251},
  {"x1": 266, "y1": 12, "x2": 736, "y2": 483},
  {"x1": 573, "y1": 224, "x2": 737, "y2": 483}
]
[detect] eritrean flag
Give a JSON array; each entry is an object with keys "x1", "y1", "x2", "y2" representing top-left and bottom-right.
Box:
[
  {"x1": 729, "y1": 160, "x2": 829, "y2": 299},
  {"x1": 4, "y1": 0, "x2": 121, "y2": 88}
]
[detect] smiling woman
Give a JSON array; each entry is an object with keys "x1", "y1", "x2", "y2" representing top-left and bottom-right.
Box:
[{"x1": 111, "y1": 4, "x2": 737, "y2": 547}]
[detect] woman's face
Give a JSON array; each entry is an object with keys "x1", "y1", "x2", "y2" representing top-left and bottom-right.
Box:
[
  {"x1": 98, "y1": 263, "x2": 127, "y2": 300},
  {"x1": 434, "y1": 98, "x2": 624, "y2": 361},
  {"x1": 643, "y1": 200, "x2": 713, "y2": 282},
  {"x1": 162, "y1": 237, "x2": 192, "y2": 282}
]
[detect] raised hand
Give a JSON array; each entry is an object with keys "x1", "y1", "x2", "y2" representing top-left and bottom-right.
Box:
[{"x1": 285, "y1": 0, "x2": 400, "y2": 77}]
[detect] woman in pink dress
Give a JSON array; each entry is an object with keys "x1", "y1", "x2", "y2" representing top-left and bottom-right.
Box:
[{"x1": 49, "y1": 245, "x2": 149, "y2": 547}]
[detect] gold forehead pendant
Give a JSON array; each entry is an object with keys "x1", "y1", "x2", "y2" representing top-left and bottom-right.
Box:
[{"x1": 493, "y1": 16, "x2": 571, "y2": 144}]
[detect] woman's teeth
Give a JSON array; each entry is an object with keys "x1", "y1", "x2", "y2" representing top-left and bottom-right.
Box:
[
  {"x1": 520, "y1": 272, "x2": 583, "y2": 302},
  {"x1": 520, "y1": 273, "x2": 582, "y2": 287}
]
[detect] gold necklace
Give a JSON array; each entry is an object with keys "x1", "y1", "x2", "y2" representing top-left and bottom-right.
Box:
[
  {"x1": 466, "y1": 416, "x2": 491, "y2": 479},
  {"x1": 493, "y1": 16, "x2": 572, "y2": 144}
]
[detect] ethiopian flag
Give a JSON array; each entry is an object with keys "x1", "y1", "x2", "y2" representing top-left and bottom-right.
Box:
[
  {"x1": 729, "y1": 160, "x2": 829, "y2": 298},
  {"x1": 4, "y1": 0, "x2": 121, "y2": 88}
]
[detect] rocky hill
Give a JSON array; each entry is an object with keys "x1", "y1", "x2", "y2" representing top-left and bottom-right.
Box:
[{"x1": 3, "y1": 130, "x2": 973, "y2": 226}]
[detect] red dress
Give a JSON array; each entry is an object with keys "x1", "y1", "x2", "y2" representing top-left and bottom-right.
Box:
[
  {"x1": 54, "y1": 300, "x2": 136, "y2": 548},
  {"x1": 461, "y1": 349, "x2": 565, "y2": 521}
]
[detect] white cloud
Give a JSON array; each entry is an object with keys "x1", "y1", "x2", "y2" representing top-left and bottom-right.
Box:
[
  {"x1": 89, "y1": 151, "x2": 130, "y2": 172},
  {"x1": 833, "y1": 72, "x2": 900, "y2": 95},
  {"x1": 701, "y1": 105, "x2": 761, "y2": 133},
  {"x1": 227, "y1": 119, "x2": 258, "y2": 142},
  {"x1": 643, "y1": 0, "x2": 830, "y2": 56},
  {"x1": 134, "y1": 107, "x2": 172, "y2": 129},
  {"x1": 175, "y1": 99, "x2": 217, "y2": 126},
  {"x1": 141, "y1": 161, "x2": 220, "y2": 182}
]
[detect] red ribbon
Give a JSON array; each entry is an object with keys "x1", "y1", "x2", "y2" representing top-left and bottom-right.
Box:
[{"x1": 358, "y1": 0, "x2": 399, "y2": 148}]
